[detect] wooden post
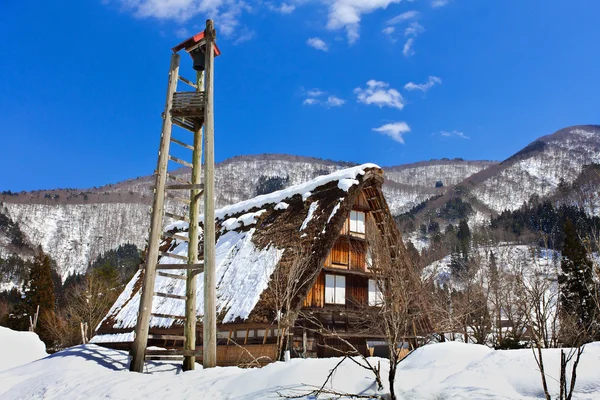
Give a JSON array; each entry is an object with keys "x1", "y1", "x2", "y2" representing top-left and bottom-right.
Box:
[
  {"x1": 130, "y1": 53, "x2": 180, "y2": 373},
  {"x1": 203, "y1": 19, "x2": 217, "y2": 369},
  {"x1": 182, "y1": 69, "x2": 205, "y2": 371}
]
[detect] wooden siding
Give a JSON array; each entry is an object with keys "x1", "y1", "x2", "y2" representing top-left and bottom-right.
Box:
[
  {"x1": 303, "y1": 272, "x2": 325, "y2": 307},
  {"x1": 354, "y1": 191, "x2": 370, "y2": 210},
  {"x1": 216, "y1": 343, "x2": 278, "y2": 366}
]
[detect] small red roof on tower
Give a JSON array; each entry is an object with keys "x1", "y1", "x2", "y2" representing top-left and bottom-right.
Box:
[{"x1": 171, "y1": 30, "x2": 222, "y2": 56}]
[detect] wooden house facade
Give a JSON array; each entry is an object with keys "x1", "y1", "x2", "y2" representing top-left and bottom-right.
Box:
[{"x1": 92, "y1": 164, "x2": 411, "y2": 365}]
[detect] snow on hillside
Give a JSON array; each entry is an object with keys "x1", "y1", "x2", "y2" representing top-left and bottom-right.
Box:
[
  {"x1": 385, "y1": 160, "x2": 496, "y2": 188},
  {"x1": 423, "y1": 243, "x2": 558, "y2": 288},
  {"x1": 2, "y1": 203, "x2": 150, "y2": 281},
  {"x1": 473, "y1": 126, "x2": 600, "y2": 212},
  {"x1": 0, "y1": 326, "x2": 47, "y2": 372},
  {"x1": 1, "y1": 342, "x2": 599, "y2": 399}
]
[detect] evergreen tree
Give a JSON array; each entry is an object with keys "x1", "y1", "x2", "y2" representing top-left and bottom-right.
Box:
[
  {"x1": 23, "y1": 248, "x2": 56, "y2": 344},
  {"x1": 558, "y1": 219, "x2": 596, "y2": 340},
  {"x1": 456, "y1": 219, "x2": 471, "y2": 260},
  {"x1": 26, "y1": 249, "x2": 56, "y2": 315}
]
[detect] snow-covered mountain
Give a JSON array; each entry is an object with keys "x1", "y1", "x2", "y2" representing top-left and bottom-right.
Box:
[
  {"x1": 0, "y1": 155, "x2": 491, "y2": 282},
  {"x1": 470, "y1": 125, "x2": 600, "y2": 212},
  {"x1": 2, "y1": 124, "x2": 598, "y2": 284},
  {"x1": 402, "y1": 125, "x2": 600, "y2": 232}
]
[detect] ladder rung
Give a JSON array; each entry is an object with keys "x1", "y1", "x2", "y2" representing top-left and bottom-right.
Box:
[
  {"x1": 162, "y1": 231, "x2": 190, "y2": 242},
  {"x1": 158, "y1": 271, "x2": 187, "y2": 280},
  {"x1": 144, "y1": 355, "x2": 183, "y2": 361},
  {"x1": 156, "y1": 263, "x2": 204, "y2": 271},
  {"x1": 178, "y1": 75, "x2": 198, "y2": 89},
  {"x1": 150, "y1": 313, "x2": 186, "y2": 320},
  {"x1": 170, "y1": 137, "x2": 194, "y2": 151},
  {"x1": 164, "y1": 212, "x2": 189, "y2": 222},
  {"x1": 166, "y1": 183, "x2": 204, "y2": 190},
  {"x1": 154, "y1": 292, "x2": 187, "y2": 300},
  {"x1": 159, "y1": 251, "x2": 189, "y2": 261},
  {"x1": 166, "y1": 192, "x2": 191, "y2": 204},
  {"x1": 172, "y1": 117, "x2": 196, "y2": 132},
  {"x1": 167, "y1": 174, "x2": 191, "y2": 185},
  {"x1": 168, "y1": 155, "x2": 193, "y2": 168},
  {"x1": 148, "y1": 334, "x2": 186, "y2": 341},
  {"x1": 145, "y1": 348, "x2": 202, "y2": 356}
]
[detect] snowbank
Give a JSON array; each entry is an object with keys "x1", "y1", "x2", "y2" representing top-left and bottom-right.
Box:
[
  {"x1": 1, "y1": 342, "x2": 599, "y2": 399},
  {"x1": 0, "y1": 326, "x2": 47, "y2": 372}
]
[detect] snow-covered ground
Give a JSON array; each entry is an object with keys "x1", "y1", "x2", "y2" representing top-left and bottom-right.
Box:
[
  {"x1": 0, "y1": 327, "x2": 47, "y2": 372},
  {"x1": 1, "y1": 341, "x2": 599, "y2": 399}
]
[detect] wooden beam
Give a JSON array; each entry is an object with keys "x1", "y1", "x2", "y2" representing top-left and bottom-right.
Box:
[
  {"x1": 178, "y1": 75, "x2": 198, "y2": 89},
  {"x1": 159, "y1": 251, "x2": 189, "y2": 261},
  {"x1": 164, "y1": 211, "x2": 189, "y2": 222},
  {"x1": 154, "y1": 292, "x2": 187, "y2": 301},
  {"x1": 151, "y1": 313, "x2": 187, "y2": 320},
  {"x1": 170, "y1": 137, "x2": 194, "y2": 151},
  {"x1": 202, "y1": 18, "x2": 217, "y2": 369},
  {"x1": 148, "y1": 334, "x2": 186, "y2": 341},
  {"x1": 158, "y1": 271, "x2": 186, "y2": 280},
  {"x1": 130, "y1": 52, "x2": 180, "y2": 374},
  {"x1": 183, "y1": 64, "x2": 205, "y2": 372},
  {"x1": 162, "y1": 231, "x2": 190, "y2": 242},
  {"x1": 169, "y1": 155, "x2": 193, "y2": 168},
  {"x1": 156, "y1": 263, "x2": 204, "y2": 271}
]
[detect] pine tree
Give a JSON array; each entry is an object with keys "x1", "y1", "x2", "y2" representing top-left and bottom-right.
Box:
[
  {"x1": 456, "y1": 219, "x2": 471, "y2": 260},
  {"x1": 558, "y1": 219, "x2": 596, "y2": 341},
  {"x1": 24, "y1": 248, "x2": 56, "y2": 344},
  {"x1": 26, "y1": 248, "x2": 56, "y2": 315}
]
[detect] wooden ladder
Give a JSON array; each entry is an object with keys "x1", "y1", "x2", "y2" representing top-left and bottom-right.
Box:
[{"x1": 129, "y1": 51, "x2": 206, "y2": 372}]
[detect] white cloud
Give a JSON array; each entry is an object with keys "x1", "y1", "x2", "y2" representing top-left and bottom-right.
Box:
[
  {"x1": 268, "y1": 2, "x2": 296, "y2": 14},
  {"x1": 233, "y1": 28, "x2": 256, "y2": 45},
  {"x1": 432, "y1": 0, "x2": 450, "y2": 8},
  {"x1": 404, "y1": 76, "x2": 442, "y2": 92},
  {"x1": 307, "y1": 89, "x2": 325, "y2": 97},
  {"x1": 382, "y1": 26, "x2": 395, "y2": 35},
  {"x1": 307, "y1": 37, "x2": 329, "y2": 52},
  {"x1": 325, "y1": 0, "x2": 402, "y2": 44},
  {"x1": 440, "y1": 130, "x2": 469, "y2": 139},
  {"x1": 303, "y1": 89, "x2": 344, "y2": 107},
  {"x1": 404, "y1": 21, "x2": 424, "y2": 37},
  {"x1": 104, "y1": 0, "x2": 251, "y2": 38},
  {"x1": 403, "y1": 38, "x2": 415, "y2": 57},
  {"x1": 354, "y1": 80, "x2": 404, "y2": 110},
  {"x1": 326, "y1": 95, "x2": 346, "y2": 107},
  {"x1": 386, "y1": 10, "x2": 419, "y2": 25},
  {"x1": 174, "y1": 27, "x2": 190, "y2": 39},
  {"x1": 373, "y1": 122, "x2": 410, "y2": 144}
]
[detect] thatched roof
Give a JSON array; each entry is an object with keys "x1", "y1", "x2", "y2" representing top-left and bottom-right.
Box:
[{"x1": 93, "y1": 163, "x2": 397, "y2": 343}]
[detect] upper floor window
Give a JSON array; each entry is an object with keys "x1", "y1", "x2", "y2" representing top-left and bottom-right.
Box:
[
  {"x1": 325, "y1": 274, "x2": 346, "y2": 305},
  {"x1": 350, "y1": 210, "x2": 365, "y2": 234}
]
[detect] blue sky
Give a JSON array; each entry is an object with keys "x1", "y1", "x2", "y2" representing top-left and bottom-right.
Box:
[{"x1": 1, "y1": 0, "x2": 599, "y2": 191}]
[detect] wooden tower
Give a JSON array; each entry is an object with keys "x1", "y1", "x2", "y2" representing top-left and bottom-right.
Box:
[{"x1": 129, "y1": 19, "x2": 220, "y2": 373}]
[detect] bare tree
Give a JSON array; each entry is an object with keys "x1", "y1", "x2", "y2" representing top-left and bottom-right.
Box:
[
  {"x1": 270, "y1": 247, "x2": 319, "y2": 361},
  {"x1": 44, "y1": 271, "x2": 121, "y2": 349},
  {"x1": 363, "y1": 217, "x2": 427, "y2": 400}
]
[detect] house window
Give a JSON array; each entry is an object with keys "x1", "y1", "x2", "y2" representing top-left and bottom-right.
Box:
[
  {"x1": 325, "y1": 274, "x2": 346, "y2": 305},
  {"x1": 350, "y1": 211, "x2": 366, "y2": 234},
  {"x1": 368, "y1": 279, "x2": 383, "y2": 307}
]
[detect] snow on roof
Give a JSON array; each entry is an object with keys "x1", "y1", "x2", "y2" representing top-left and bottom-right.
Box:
[
  {"x1": 209, "y1": 163, "x2": 379, "y2": 221},
  {"x1": 95, "y1": 164, "x2": 384, "y2": 336}
]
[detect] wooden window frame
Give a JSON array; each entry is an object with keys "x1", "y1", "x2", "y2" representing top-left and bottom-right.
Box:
[{"x1": 325, "y1": 274, "x2": 346, "y2": 305}]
